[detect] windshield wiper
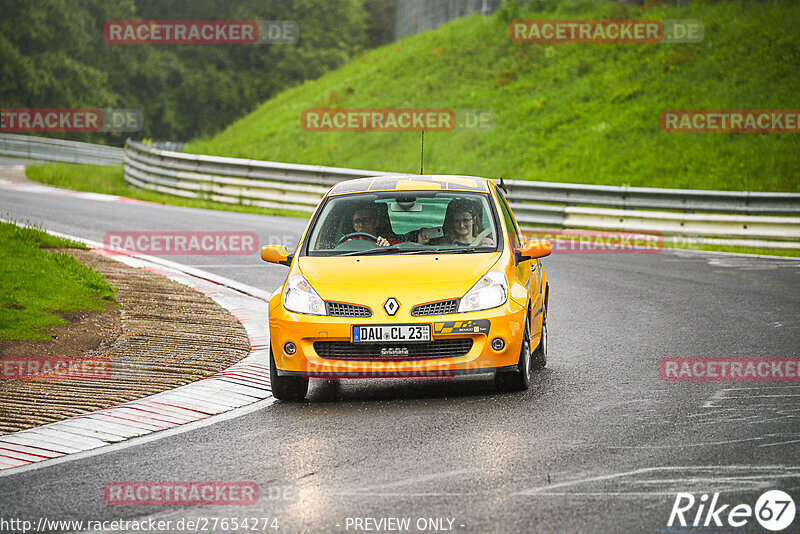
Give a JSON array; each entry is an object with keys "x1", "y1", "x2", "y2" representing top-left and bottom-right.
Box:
[
  {"x1": 340, "y1": 247, "x2": 430, "y2": 257},
  {"x1": 436, "y1": 247, "x2": 493, "y2": 254}
]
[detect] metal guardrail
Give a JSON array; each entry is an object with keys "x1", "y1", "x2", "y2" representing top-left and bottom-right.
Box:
[
  {"x1": 1, "y1": 134, "x2": 795, "y2": 245},
  {"x1": 122, "y1": 140, "x2": 800, "y2": 243},
  {"x1": 123, "y1": 140, "x2": 395, "y2": 212},
  {"x1": 0, "y1": 133, "x2": 122, "y2": 165},
  {"x1": 505, "y1": 179, "x2": 800, "y2": 215}
]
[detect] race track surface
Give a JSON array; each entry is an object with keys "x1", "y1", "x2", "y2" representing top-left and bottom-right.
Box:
[{"x1": 1, "y1": 176, "x2": 799, "y2": 533}]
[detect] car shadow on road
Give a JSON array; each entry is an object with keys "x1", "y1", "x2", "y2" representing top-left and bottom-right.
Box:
[{"x1": 293, "y1": 369, "x2": 554, "y2": 404}]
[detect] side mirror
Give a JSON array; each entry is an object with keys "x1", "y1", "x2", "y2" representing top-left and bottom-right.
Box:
[
  {"x1": 261, "y1": 245, "x2": 293, "y2": 266},
  {"x1": 515, "y1": 239, "x2": 551, "y2": 264}
]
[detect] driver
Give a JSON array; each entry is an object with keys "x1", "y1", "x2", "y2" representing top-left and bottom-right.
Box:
[{"x1": 348, "y1": 204, "x2": 400, "y2": 247}]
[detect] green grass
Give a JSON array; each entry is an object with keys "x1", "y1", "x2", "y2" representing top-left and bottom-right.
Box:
[
  {"x1": 660, "y1": 242, "x2": 799, "y2": 258},
  {"x1": 24, "y1": 162, "x2": 310, "y2": 218},
  {"x1": 0, "y1": 221, "x2": 117, "y2": 341},
  {"x1": 187, "y1": 0, "x2": 799, "y2": 193}
]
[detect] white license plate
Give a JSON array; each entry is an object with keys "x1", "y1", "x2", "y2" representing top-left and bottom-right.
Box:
[{"x1": 353, "y1": 324, "x2": 430, "y2": 343}]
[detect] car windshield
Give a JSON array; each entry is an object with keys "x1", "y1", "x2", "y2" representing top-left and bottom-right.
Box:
[{"x1": 304, "y1": 191, "x2": 500, "y2": 256}]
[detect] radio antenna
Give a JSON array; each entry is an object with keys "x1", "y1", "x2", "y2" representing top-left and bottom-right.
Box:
[{"x1": 419, "y1": 130, "x2": 424, "y2": 175}]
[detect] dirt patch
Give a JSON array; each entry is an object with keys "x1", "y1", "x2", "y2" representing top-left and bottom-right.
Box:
[
  {"x1": 0, "y1": 165, "x2": 30, "y2": 183},
  {"x1": 0, "y1": 249, "x2": 250, "y2": 434},
  {"x1": 0, "y1": 307, "x2": 122, "y2": 360}
]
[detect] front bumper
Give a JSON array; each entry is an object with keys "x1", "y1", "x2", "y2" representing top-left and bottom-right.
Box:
[{"x1": 269, "y1": 299, "x2": 527, "y2": 379}]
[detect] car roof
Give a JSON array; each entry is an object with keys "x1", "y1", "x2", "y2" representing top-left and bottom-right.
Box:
[{"x1": 328, "y1": 174, "x2": 492, "y2": 195}]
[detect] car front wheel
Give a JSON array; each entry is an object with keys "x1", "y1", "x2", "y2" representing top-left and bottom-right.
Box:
[
  {"x1": 269, "y1": 348, "x2": 309, "y2": 401},
  {"x1": 495, "y1": 313, "x2": 532, "y2": 392}
]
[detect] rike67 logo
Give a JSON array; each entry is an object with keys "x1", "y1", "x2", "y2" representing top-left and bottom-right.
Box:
[{"x1": 668, "y1": 490, "x2": 796, "y2": 531}]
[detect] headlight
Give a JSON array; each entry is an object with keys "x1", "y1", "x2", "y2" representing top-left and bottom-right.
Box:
[
  {"x1": 283, "y1": 275, "x2": 326, "y2": 315},
  {"x1": 457, "y1": 271, "x2": 508, "y2": 313}
]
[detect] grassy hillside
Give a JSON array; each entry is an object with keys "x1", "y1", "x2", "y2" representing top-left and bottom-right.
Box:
[{"x1": 187, "y1": 0, "x2": 799, "y2": 192}]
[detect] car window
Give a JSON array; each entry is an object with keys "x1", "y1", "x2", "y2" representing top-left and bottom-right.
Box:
[
  {"x1": 495, "y1": 189, "x2": 522, "y2": 249},
  {"x1": 304, "y1": 191, "x2": 500, "y2": 256}
]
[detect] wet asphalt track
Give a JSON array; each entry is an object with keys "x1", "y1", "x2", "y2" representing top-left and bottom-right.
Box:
[{"x1": 1, "y1": 173, "x2": 799, "y2": 533}]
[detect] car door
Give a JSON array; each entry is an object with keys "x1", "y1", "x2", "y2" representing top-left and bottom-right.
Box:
[{"x1": 495, "y1": 188, "x2": 541, "y2": 337}]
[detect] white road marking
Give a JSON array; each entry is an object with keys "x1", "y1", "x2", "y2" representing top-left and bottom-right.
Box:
[
  {"x1": 514, "y1": 466, "x2": 800, "y2": 496},
  {"x1": 183, "y1": 264, "x2": 265, "y2": 267},
  {"x1": 716, "y1": 385, "x2": 800, "y2": 391},
  {"x1": 758, "y1": 438, "x2": 800, "y2": 448},
  {"x1": 717, "y1": 394, "x2": 800, "y2": 399},
  {"x1": 607, "y1": 436, "x2": 767, "y2": 449}
]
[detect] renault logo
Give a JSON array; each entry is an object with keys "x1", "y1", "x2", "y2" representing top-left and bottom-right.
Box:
[{"x1": 383, "y1": 298, "x2": 400, "y2": 316}]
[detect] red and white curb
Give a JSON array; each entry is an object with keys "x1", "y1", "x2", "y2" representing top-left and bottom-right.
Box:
[{"x1": 0, "y1": 227, "x2": 275, "y2": 472}]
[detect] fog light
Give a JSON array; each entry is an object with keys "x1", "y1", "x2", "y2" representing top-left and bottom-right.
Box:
[
  {"x1": 491, "y1": 338, "x2": 505, "y2": 351},
  {"x1": 284, "y1": 342, "x2": 297, "y2": 355}
]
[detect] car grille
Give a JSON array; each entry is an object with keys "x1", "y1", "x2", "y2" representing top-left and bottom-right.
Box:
[
  {"x1": 313, "y1": 339, "x2": 473, "y2": 361},
  {"x1": 326, "y1": 301, "x2": 372, "y2": 317},
  {"x1": 410, "y1": 299, "x2": 459, "y2": 317}
]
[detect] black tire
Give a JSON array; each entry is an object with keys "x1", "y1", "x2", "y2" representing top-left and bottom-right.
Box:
[
  {"x1": 269, "y1": 348, "x2": 308, "y2": 401},
  {"x1": 532, "y1": 316, "x2": 547, "y2": 370},
  {"x1": 495, "y1": 314, "x2": 532, "y2": 392}
]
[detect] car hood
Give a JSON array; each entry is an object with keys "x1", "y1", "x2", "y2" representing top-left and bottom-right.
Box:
[{"x1": 298, "y1": 253, "x2": 501, "y2": 310}]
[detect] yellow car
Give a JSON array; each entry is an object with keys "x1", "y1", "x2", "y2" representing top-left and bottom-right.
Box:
[{"x1": 261, "y1": 175, "x2": 551, "y2": 400}]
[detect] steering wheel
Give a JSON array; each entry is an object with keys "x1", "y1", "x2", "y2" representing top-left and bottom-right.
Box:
[
  {"x1": 336, "y1": 232, "x2": 378, "y2": 245},
  {"x1": 470, "y1": 227, "x2": 492, "y2": 246}
]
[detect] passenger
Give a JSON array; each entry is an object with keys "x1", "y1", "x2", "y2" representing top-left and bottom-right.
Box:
[{"x1": 419, "y1": 199, "x2": 493, "y2": 246}]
